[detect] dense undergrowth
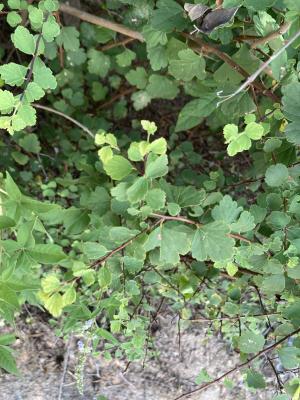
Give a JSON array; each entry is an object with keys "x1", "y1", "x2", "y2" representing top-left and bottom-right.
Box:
[{"x1": 1, "y1": 0, "x2": 300, "y2": 398}]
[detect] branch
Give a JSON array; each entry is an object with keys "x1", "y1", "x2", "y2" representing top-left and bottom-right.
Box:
[
  {"x1": 185, "y1": 312, "x2": 279, "y2": 322},
  {"x1": 174, "y1": 327, "x2": 300, "y2": 400},
  {"x1": 33, "y1": 103, "x2": 95, "y2": 138},
  {"x1": 151, "y1": 213, "x2": 253, "y2": 244},
  {"x1": 181, "y1": 32, "x2": 279, "y2": 103},
  {"x1": 218, "y1": 28, "x2": 300, "y2": 104},
  {"x1": 90, "y1": 219, "x2": 163, "y2": 269},
  {"x1": 250, "y1": 21, "x2": 291, "y2": 49},
  {"x1": 59, "y1": 3, "x2": 144, "y2": 42}
]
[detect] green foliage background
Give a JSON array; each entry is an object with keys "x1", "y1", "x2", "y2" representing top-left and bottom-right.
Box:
[{"x1": 0, "y1": 0, "x2": 300, "y2": 398}]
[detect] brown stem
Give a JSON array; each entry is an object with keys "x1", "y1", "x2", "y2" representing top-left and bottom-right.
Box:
[
  {"x1": 182, "y1": 32, "x2": 279, "y2": 103},
  {"x1": 251, "y1": 21, "x2": 291, "y2": 48},
  {"x1": 59, "y1": 3, "x2": 144, "y2": 42},
  {"x1": 102, "y1": 37, "x2": 136, "y2": 51},
  {"x1": 151, "y1": 213, "x2": 253, "y2": 244},
  {"x1": 174, "y1": 327, "x2": 300, "y2": 400},
  {"x1": 90, "y1": 220, "x2": 162, "y2": 269}
]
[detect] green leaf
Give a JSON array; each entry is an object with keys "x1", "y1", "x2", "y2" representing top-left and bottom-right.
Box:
[
  {"x1": 104, "y1": 155, "x2": 134, "y2": 181},
  {"x1": 41, "y1": 275, "x2": 61, "y2": 293},
  {"x1": 44, "y1": 292, "x2": 64, "y2": 317},
  {"x1": 160, "y1": 222, "x2": 191, "y2": 264},
  {"x1": 127, "y1": 177, "x2": 149, "y2": 203},
  {"x1": 29, "y1": 6, "x2": 44, "y2": 28},
  {"x1": 125, "y1": 67, "x2": 148, "y2": 89},
  {"x1": 262, "y1": 274, "x2": 285, "y2": 294},
  {"x1": 28, "y1": 244, "x2": 66, "y2": 264},
  {"x1": 42, "y1": 16, "x2": 60, "y2": 42},
  {"x1": 62, "y1": 286, "x2": 76, "y2": 306},
  {"x1": 246, "y1": 370, "x2": 266, "y2": 389},
  {"x1": 12, "y1": 104, "x2": 37, "y2": 132},
  {"x1": 0, "y1": 63, "x2": 27, "y2": 87},
  {"x1": 5, "y1": 172, "x2": 22, "y2": 201},
  {"x1": 283, "y1": 302, "x2": 300, "y2": 327},
  {"x1": 149, "y1": 138, "x2": 167, "y2": 154},
  {"x1": 19, "y1": 133, "x2": 41, "y2": 154},
  {"x1": 0, "y1": 334, "x2": 16, "y2": 346},
  {"x1": 192, "y1": 222, "x2": 235, "y2": 262},
  {"x1": 278, "y1": 347, "x2": 300, "y2": 369},
  {"x1": 145, "y1": 154, "x2": 168, "y2": 179},
  {"x1": 146, "y1": 189, "x2": 166, "y2": 210},
  {"x1": 265, "y1": 164, "x2": 289, "y2": 187},
  {"x1": 0, "y1": 216, "x2": 15, "y2": 230},
  {"x1": 24, "y1": 82, "x2": 45, "y2": 102},
  {"x1": 33, "y1": 58, "x2": 57, "y2": 90},
  {"x1": 12, "y1": 26, "x2": 35, "y2": 55},
  {"x1": 82, "y1": 242, "x2": 108, "y2": 260},
  {"x1": 278, "y1": 346, "x2": 300, "y2": 369},
  {"x1": 87, "y1": 49, "x2": 110, "y2": 78},
  {"x1": 7, "y1": 11, "x2": 22, "y2": 28},
  {"x1": 109, "y1": 227, "x2": 140, "y2": 243},
  {"x1": 146, "y1": 75, "x2": 179, "y2": 100},
  {"x1": 169, "y1": 49, "x2": 206, "y2": 82},
  {"x1": 147, "y1": 45, "x2": 168, "y2": 71},
  {"x1": 244, "y1": 122, "x2": 264, "y2": 140},
  {"x1": 116, "y1": 49, "x2": 136, "y2": 67},
  {"x1": 231, "y1": 211, "x2": 255, "y2": 233},
  {"x1": 212, "y1": 195, "x2": 242, "y2": 224},
  {"x1": 0, "y1": 346, "x2": 19, "y2": 375},
  {"x1": 131, "y1": 90, "x2": 152, "y2": 111},
  {"x1": 239, "y1": 331, "x2": 265, "y2": 354},
  {"x1": 56, "y1": 26, "x2": 80, "y2": 52},
  {"x1": 98, "y1": 266, "x2": 112, "y2": 288},
  {"x1": 175, "y1": 94, "x2": 217, "y2": 132},
  {"x1": 151, "y1": 0, "x2": 186, "y2": 32},
  {"x1": 244, "y1": 0, "x2": 276, "y2": 10},
  {"x1": 0, "y1": 90, "x2": 14, "y2": 112}
]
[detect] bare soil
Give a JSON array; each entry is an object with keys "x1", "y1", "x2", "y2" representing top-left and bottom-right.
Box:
[{"x1": 0, "y1": 312, "x2": 274, "y2": 400}]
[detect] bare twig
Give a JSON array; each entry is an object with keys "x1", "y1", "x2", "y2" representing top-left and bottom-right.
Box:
[
  {"x1": 102, "y1": 37, "x2": 136, "y2": 51},
  {"x1": 185, "y1": 312, "x2": 279, "y2": 322},
  {"x1": 218, "y1": 28, "x2": 300, "y2": 104},
  {"x1": 58, "y1": 335, "x2": 73, "y2": 400},
  {"x1": 59, "y1": 3, "x2": 144, "y2": 42},
  {"x1": 33, "y1": 103, "x2": 95, "y2": 138},
  {"x1": 174, "y1": 327, "x2": 300, "y2": 400}
]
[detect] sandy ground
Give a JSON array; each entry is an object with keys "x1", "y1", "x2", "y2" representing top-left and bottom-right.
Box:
[{"x1": 0, "y1": 313, "x2": 274, "y2": 400}]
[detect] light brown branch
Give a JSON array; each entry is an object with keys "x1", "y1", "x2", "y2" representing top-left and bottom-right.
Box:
[
  {"x1": 151, "y1": 213, "x2": 253, "y2": 244},
  {"x1": 174, "y1": 327, "x2": 300, "y2": 400},
  {"x1": 59, "y1": 3, "x2": 144, "y2": 42},
  {"x1": 182, "y1": 32, "x2": 279, "y2": 103},
  {"x1": 251, "y1": 21, "x2": 291, "y2": 49}
]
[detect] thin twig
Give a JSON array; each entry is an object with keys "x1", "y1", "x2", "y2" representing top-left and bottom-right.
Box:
[
  {"x1": 102, "y1": 37, "x2": 136, "y2": 51},
  {"x1": 58, "y1": 335, "x2": 73, "y2": 400},
  {"x1": 59, "y1": 3, "x2": 144, "y2": 42},
  {"x1": 174, "y1": 327, "x2": 300, "y2": 400},
  {"x1": 33, "y1": 103, "x2": 95, "y2": 138},
  {"x1": 218, "y1": 28, "x2": 300, "y2": 104},
  {"x1": 185, "y1": 312, "x2": 279, "y2": 322},
  {"x1": 90, "y1": 219, "x2": 163, "y2": 269}
]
